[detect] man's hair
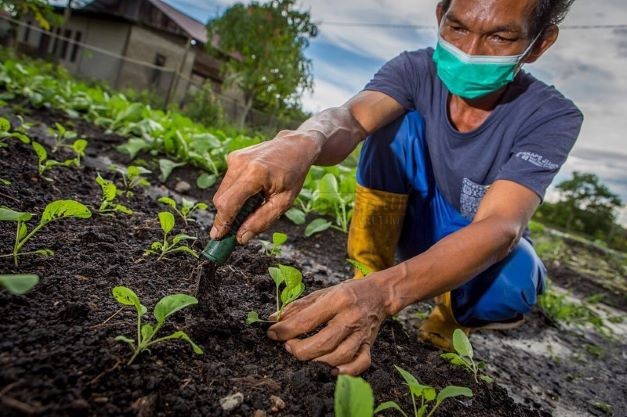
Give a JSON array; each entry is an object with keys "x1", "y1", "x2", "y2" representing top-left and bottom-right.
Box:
[{"x1": 439, "y1": 0, "x2": 576, "y2": 38}]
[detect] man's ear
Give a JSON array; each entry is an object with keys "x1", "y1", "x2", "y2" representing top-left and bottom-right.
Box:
[
  {"x1": 436, "y1": 2, "x2": 445, "y2": 25},
  {"x1": 524, "y1": 25, "x2": 559, "y2": 64}
]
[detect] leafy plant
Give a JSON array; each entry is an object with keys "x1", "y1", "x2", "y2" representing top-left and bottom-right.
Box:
[
  {"x1": 305, "y1": 217, "x2": 332, "y2": 237},
  {"x1": 158, "y1": 196, "x2": 208, "y2": 226},
  {"x1": 0, "y1": 200, "x2": 92, "y2": 266},
  {"x1": 314, "y1": 173, "x2": 354, "y2": 232},
  {"x1": 284, "y1": 207, "x2": 306, "y2": 225},
  {"x1": 259, "y1": 232, "x2": 288, "y2": 257},
  {"x1": 374, "y1": 366, "x2": 473, "y2": 417},
  {"x1": 0, "y1": 274, "x2": 39, "y2": 295},
  {"x1": 112, "y1": 286, "x2": 203, "y2": 365},
  {"x1": 441, "y1": 329, "x2": 493, "y2": 384},
  {"x1": 111, "y1": 165, "x2": 151, "y2": 198},
  {"x1": 246, "y1": 264, "x2": 305, "y2": 324},
  {"x1": 334, "y1": 375, "x2": 375, "y2": 417},
  {"x1": 196, "y1": 173, "x2": 217, "y2": 190},
  {"x1": 48, "y1": 122, "x2": 77, "y2": 153},
  {"x1": 0, "y1": 116, "x2": 30, "y2": 147},
  {"x1": 31, "y1": 141, "x2": 80, "y2": 180},
  {"x1": 95, "y1": 174, "x2": 133, "y2": 215},
  {"x1": 159, "y1": 158, "x2": 186, "y2": 182},
  {"x1": 144, "y1": 212, "x2": 198, "y2": 260}
]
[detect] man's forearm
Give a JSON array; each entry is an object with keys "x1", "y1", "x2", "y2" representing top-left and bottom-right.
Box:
[
  {"x1": 373, "y1": 216, "x2": 520, "y2": 316},
  {"x1": 295, "y1": 106, "x2": 367, "y2": 166}
]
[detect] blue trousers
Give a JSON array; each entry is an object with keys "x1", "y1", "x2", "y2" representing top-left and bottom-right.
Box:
[{"x1": 356, "y1": 112, "x2": 546, "y2": 326}]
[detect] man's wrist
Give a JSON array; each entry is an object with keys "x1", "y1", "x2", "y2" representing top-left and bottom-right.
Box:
[{"x1": 276, "y1": 129, "x2": 325, "y2": 163}]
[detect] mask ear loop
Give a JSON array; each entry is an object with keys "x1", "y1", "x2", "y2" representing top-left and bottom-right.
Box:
[{"x1": 514, "y1": 30, "x2": 543, "y2": 73}]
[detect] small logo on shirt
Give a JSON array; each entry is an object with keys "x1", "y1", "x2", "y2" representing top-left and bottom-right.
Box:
[
  {"x1": 515, "y1": 152, "x2": 559, "y2": 170},
  {"x1": 460, "y1": 178, "x2": 489, "y2": 220}
]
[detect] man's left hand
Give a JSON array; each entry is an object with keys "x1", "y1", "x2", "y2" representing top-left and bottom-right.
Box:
[{"x1": 267, "y1": 275, "x2": 390, "y2": 375}]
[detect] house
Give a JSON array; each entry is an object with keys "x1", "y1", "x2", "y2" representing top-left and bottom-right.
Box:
[{"x1": 9, "y1": 0, "x2": 244, "y2": 106}]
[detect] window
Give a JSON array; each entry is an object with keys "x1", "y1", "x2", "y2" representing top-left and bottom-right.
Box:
[
  {"x1": 151, "y1": 53, "x2": 167, "y2": 85},
  {"x1": 70, "y1": 31, "x2": 82, "y2": 63},
  {"x1": 23, "y1": 21, "x2": 31, "y2": 42},
  {"x1": 60, "y1": 29, "x2": 71, "y2": 60},
  {"x1": 51, "y1": 27, "x2": 61, "y2": 55}
]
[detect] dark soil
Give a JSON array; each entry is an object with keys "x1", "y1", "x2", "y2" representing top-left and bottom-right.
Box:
[{"x1": 0, "y1": 107, "x2": 543, "y2": 416}]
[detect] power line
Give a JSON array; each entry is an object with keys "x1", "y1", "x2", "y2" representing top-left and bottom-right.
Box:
[{"x1": 319, "y1": 21, "x2": 627, "y2": 30}]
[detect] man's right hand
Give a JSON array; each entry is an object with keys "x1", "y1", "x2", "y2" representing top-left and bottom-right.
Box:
[{"x1": 210, "y1": 130, "x2": 322, "y2": 244}]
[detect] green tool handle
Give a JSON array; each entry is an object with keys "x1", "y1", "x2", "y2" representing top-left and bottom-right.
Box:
[{"x1": 201, "y1": 192, "x2": 265, "y2": 264}]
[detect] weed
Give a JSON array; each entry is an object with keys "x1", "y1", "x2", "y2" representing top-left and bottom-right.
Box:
[
  {"x1": 144, "y1": 212, "x2": 198, "y2": 260},
  {"x1": 0, "y1": 200, "x2": 92, "y2": 266},
  {"x1": 112, "y1": 286, "x2": 203, "y2": 365}
]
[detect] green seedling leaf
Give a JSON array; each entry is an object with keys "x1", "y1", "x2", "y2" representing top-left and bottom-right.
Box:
[
  {"x1": 158, "y1": 196, "x2": 177, "y2": 209},
  {"x1": 441, "y1": 352, "x2": 467, "y2": 367},
  {"x1": 479, "y1": 375, "x2": 494, "y2": 384},
  {"x1": 96, "y1": 174, "x2": 117, "y2": 202},
  {"x1": 141, "y1": 324, "x2": 155, "y2": 342},
  {"x1": 435, "y1": 386, "x2": 473, "y2": 406},
  {"x1": 116, "y1": 138, "x2": 151, "y2": 159},
  {"x1": 32, "y1": 141, "x2": 47, "y2": 162},
  {"x1": 159, "y1": 158, "x2": 186, "y2": 182},
  {"x1": 0, "y1": 117, "x2": 10, "y2": 131},
  {"x1": 246, "y1": 311, "x2": 261, "y2": 325},
  {"x1": 154, "y1": 294, "x2": 198, "y2": 324},
  {"x1": 41, "y1": 200, "x2": 92, "y2": 224},
  {"x1": 17, "y1": 223, "x2": 28, "y2": 240},
  {"x1": 72, "y1": 139, "x2": 88, "y2": 155},
  {"x1": 165, "y1": 331, "x2": 204, "y2": 354},
  {"x1": 268, "y1": 267, "x2": 284, "y2": 287},
  {"x1": 33, "y1": 248, "x2": 54, "y2": 257},
  {"x1": 10, "y1": 132, "x2": 30, "y2": 144},
  {"x1": 0, "y1": 178, "x2": 11, "y2": 186},
  {"x1": 452, "y1": 329, "x2": 473, "y2": 358},
  {"x1": 158, "y1": 211, "x2": 175, "y2": 234},
  {"x1": 0, "y1": 274, "x2": 39, "y2": 295},
  {"x1": 114, "y1": 335, "x2": 136, "y2": 346},
  {"x1": 334, "y1": 375, "x2": 374, "y2": 417},
  {"x1": 168, "y1": 246, "x2": 199, "y2": 258},
  {"x1": 172, "y1": 234, "x2": 196, "y2": 245},
  {"x1": 112, "y1": 286, "x2": 146, "y2": 316},
  {"x1": 196, "y1": 173, "x2": 217, "y2": 189},
  {"x1": 305, "y1": 218, "x2": 332, "y2": 237},
  {"x1": 373, "y1": 401, "x2": 407, "y2": 417},
  {"x1": 0, "y1": 206, "x2": 33, "y2": 222},
  {"x1": 285, "y1": 207, "x2": 306, "y2": 225},
  {"x1": 273, "y1": 232, "x2": 288, "y2": 246}
]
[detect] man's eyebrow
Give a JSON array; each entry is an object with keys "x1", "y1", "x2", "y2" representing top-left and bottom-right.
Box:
[{"x1": 445, "y1": 13, "x2": 522, "y2": 34}]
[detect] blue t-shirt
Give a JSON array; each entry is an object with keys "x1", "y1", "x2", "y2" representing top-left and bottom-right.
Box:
[{"x1": 364, "y1": 48, "x2": 583, "y2": 220}]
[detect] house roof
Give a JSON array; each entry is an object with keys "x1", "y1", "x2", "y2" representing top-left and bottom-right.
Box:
[{"x1": 147, "y1": 0, "x2": 208, "y2": 44}]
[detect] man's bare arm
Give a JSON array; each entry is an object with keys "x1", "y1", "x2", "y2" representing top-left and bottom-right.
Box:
[{"x1": 210, "y1": 90, "x2": 404, "y2": 243}]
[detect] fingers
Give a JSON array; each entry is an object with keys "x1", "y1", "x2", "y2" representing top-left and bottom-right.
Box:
[
  {"x1": 284, "y1": 315, "x2": 357, "y2": 361},
  {"x1": 335, "y1": 343, "x2": 372, "y2": 376},
  {"x1": 267, "y1": 290, "x2": 344, "y2": 341},
  {"x1": 312, "y1": 330, "x2": 364, "y2": 366},
  {"x1": 236, "y1": 192, "x2": 293, "y2": 244},
  {"x1": 272, "y1": 288, "x2": 329, "y2": 322},
  {"x1": 210, "y1": 178, "x2": 262, "y2": 239}
]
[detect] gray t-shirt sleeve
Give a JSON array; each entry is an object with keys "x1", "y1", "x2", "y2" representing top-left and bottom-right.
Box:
[
  {"x1": 495, "y1": 103, "x2": 583, "y2": 200},
  {"x1": 363, "y1": 51, "x2": 420, "y2": 110}
]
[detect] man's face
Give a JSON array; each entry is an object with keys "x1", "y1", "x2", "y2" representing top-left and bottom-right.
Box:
[{"x1": 437, "y1": 0, "x2": 538, "y2": 56}]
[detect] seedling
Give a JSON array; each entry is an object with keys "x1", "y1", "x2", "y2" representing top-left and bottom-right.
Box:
[
  {"x1": 48, "y1": 122, "x2": 77, "y2": 153},
  {"x1": 0, "y1": 200, "x2": 92, "y2": 266},
  {"x1": 373, "y1": 366, "x2": 473, "y2": 417},
  {"x1": 259, "y1": 232, "x2": 288, "y2": 257},
  {"x1": 313, "y1": 172, "x2": 354, "y2": 233},
  {"x1": 0, "y1": 116, "x2": 30, "y2": 148},
  {"x1": 441, "y1": 329, "x2": 493, "y2": 384},
  {"x1": 144, "y1": 212, "x2": 198, "y2": 260},
  {"x1": 96, "y1": 174, "x2": 133, "y2": 215},
  {"x1": 112, "y1": 286, "x2": 203, "y2": 365},
  {"x1": 31, "y1": 141, "x2": 85, "y2": 180},
  {"x1": 158, "y1": 158, "x2": 186, "y2": 182},
  {"x1": 334, "y1": 375, "x2": 375, "y2": 417},
  {"x1": 0, "y1": 274, "x2": 39, "y2": 295},
  {"x1": 246, "y1": 264, "x2": 305, "y2": 324},
  {"x1": 111, "y1": 165, "x2": 151, "y2": 198},
  {"x1": 158, "y1": 196, "x2": 208, "y2": 226}
]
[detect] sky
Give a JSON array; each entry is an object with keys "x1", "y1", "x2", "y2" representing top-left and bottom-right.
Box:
[{"x1": 164, "y1": 0, "x2": 627, "y2": 223}]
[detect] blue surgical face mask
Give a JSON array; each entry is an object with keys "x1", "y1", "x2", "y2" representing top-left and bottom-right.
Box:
[{"x1": 432, "y1": 30, "x2": 540, "y2": 99}]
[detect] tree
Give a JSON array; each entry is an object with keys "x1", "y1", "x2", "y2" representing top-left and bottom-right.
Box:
[
  {"x1": 0, "y1": 0, "x2": 56, "y2": 31},
  {"x1": 535, "y1": 172, "x2": 623, "y2": 241},
  {"x1": 206, "y1": 0, "x2": 317, "y2": 127}
]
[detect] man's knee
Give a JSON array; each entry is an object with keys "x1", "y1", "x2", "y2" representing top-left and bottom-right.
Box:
[{"x1": 453, "y1": 238, "x2": 547, "y2": 326}]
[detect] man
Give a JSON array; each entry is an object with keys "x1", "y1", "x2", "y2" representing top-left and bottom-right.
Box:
[{"x1": 210, "y1": 0, "x2": 582, "y2": 376}]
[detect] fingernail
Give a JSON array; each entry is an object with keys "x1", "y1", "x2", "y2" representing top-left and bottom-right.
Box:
[
  {"x1": 210, "y1": 226, "x2": 218, "y2": 239},
  {"x1": 284, "y1": 343, "x2": 292, "y2": 354},
  {"x1": 267, "y1": 330, "x2": 277, "y2": 340},
  {"x1": 331, "y1": 367, "x2": 339, "y2": 376},
  {"x1": 239, "y1": 230, "x2": 253, "y2": 244}
]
